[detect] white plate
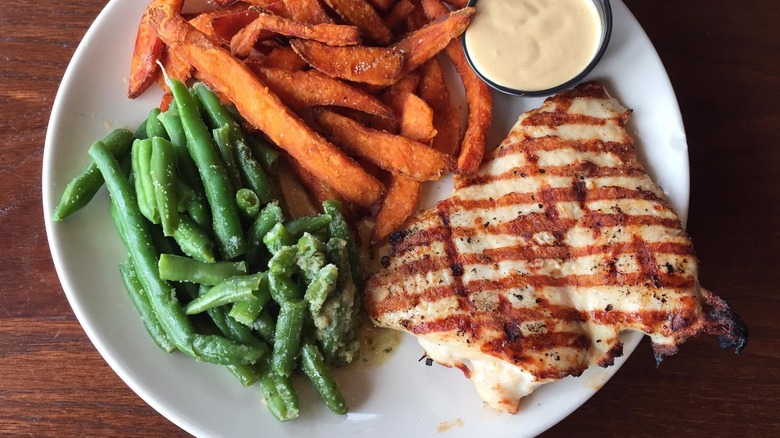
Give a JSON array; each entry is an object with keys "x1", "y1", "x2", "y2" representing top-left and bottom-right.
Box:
[{"x1": 42, "y1": 0, "x2": 689, "y2": 436}]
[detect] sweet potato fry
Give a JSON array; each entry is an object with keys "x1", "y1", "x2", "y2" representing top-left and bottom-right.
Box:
[
  {"x1": 247, "y1": 66, "x2": 394, "y2": 118},
  {"x1": 313, "y1": 107, "x2": 453, "y2": 181},
  {"x1": 232, "y1": 12, "x2": 362, "y2": 58},
  {"x1": 392, "y1": 6, "x2": 474, "y2": 75},
  {"x1": 373, "y1": 71, "x2": 419, "y2": 132},
  {"x1": 212, "y1": 9, "x2": 262, "y2": 47},
  {"x1": 418, "y1": 57, "x2": 461, "y2": 156},
  {"x1": 290, "y1": 39, "x2": 404, "y2": 86},
  {"x1": 159, "y1": 92, "x2": 174, "y2": 111},
  {"x1": 422, "y1": 0, "x2": 491, "y2": 174},
  {"x1": 399, "y1": 94, "x2": 437, "y2": 143},
  {"x1": 256, "y1": 46, "x2": 309, "y2": 70},
  {"x1": 384, "y1": 0, "x2": 415, "y2": 31},
  {"x1": 149, "y1": 5, "x2": 384, "y2": 207},
  {"x1": 282, "y1": 0, "x2": 333, "y2": 24},
  {"x1": 322, "y1": 0, "x2": 393, "y2": 45},
  {"x1": 128, "y1": 0, "x2": 184, "y2": 98},
  {"x1": 405, "y1": 0, "x2": 428, "y2": 31},
  {"x1": 188, "y1": 3, "x2": 249, "y2": 41},
  {"x1": 375, "y1": 72, "x2": 435, "y2": 141},
  {"x1": 371, "y1": 174, "x2": 421, "y2": 244},
  {"x1": 372, "y1": 67, "x2": 436, "y2": 243},
  {"x1": 282, "y1": 151, "x2": 344, "y2": 209},
  {"x1": 366, "y1": 0, "x2": 396, "y2": 13}
]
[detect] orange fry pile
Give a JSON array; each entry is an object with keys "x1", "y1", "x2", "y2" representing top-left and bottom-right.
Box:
[{"x1": 128, "y1": 0, "x2": 492, "y2": 244}]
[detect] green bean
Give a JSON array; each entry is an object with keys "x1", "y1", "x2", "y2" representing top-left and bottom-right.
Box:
[
  {"x1": 191, "y1": 334, "x2": 266, "y2": 365},
  {"x1": 148, "y1": 225, "x2": 177, "y2": 258},
  {"x1": 89, "y1": 141, "x2": 195, "y2": 356},
  {"x1": 251, "y1": 309, "x2": 276, "y2": 344},
  {"x1": 145, "y1": 108, "x2": 167, "y2": 139},
  {"x1": 110, "y1": 199, "x2": 127, "y2": 247},
  {"x1": 194, "y1": 84, "x2": 273, "y2": 205},
  {"x1": 167, "y1": 76, "x2": 245, "y2": 259},
  {"x1": 171, "y1": 215, "x2": 215, "y2": 263},
  {"x1": 158, "y1": 253, "x2": 246, "y2": 285},
  {"x1": 223, "y1": 102, "x2": 247, "y2": 126},
  {"x1": 227, "y1": 363, "x2": 261, "y2": 387},
  {"x1": 318, "y1": 237, "x2": 360, "y2": 365},
  {"x1": 151, "y1": 137, "x2": 179, "y2": 236},
  {"x1": 52, "y1": 128, "x2": 134, "y2": 221},
  {"x1": 271, "y1": 299, "x2": 306, "y2": 377},
  {"x1": 175, "y1": 179, "x2": 194, "y2": 213},
  {"x1": 263, "y1": 223, "x2": 294, "y2": 254},
  {"x1": 212, "y1": 125, "x2": 243, "y2": 191},
  {"x1": 268, "y1": 272, "x2": 302, "y2": 303},
  {"x1": 186, "y1": 193, "x2": 212, "y2": 232},
  {"x1": 185, "y1": 273, "x2": 263, "y2": 315},
  {"x1": 268, "y1": 245, "x2": 298, "y2": 277},
  {"x1": 119, "y1": 260, "x2": 175, "y2": 353},
  {"x1": 133, "y1": 119, "x2": 149, "y2": 140},
  {"x1": 285, "y1": 214, "x2": 332, "y2": 239},
  {"x1": 259, "y1": 370, "x2": 300, "y2": 422},
  {"x1": 304, "y1": 264, "x2": 338, "y2": 316},
  {"x1": 157, "y1": 105, "x2": 202, "y2": 193},
  {"x1": 296, "y1": 233, "x2": 326, "y2": 284},
  {"x1": 322, "y1": 200, "x2": 362, "y2": 288},
  {"x1": 245, "y1": 201, "x2": 285, "y2": 267},
  {"x1": 300, "y1": 341, "x2": 347, "y2": 415},
  {"x1": 247, "y1": 135, "x2": 279, "y2": 174},
  {"x1": 194, "y1": 288, "x2": 263, "y2": 386},
  {"x1": 235, "y1": 188, "x2": 260, "y2": 220},
  {"x1": 132, "y1": 138, "x2": 159, "y2": 224},
  {"x1": 229, "y1": 275, "x2": 272, "y2": 325}
]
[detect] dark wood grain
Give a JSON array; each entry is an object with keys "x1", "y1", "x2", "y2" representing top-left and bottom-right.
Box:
[{"x1": 1, "y1": 0, "x2": 777, "y2": 436}]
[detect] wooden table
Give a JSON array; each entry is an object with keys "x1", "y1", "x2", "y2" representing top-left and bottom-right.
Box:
[{"x1": 1, "y1": 0, "x2": 777, "y2": 436}]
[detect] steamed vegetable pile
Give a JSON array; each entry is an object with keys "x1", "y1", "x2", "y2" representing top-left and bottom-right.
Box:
[{"x1": 52, "y1": 77, "x2": 364, "y2": 421}]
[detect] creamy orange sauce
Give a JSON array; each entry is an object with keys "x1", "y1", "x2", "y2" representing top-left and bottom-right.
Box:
[{"x1": 465, "y1": 0, "x2": 602, "y2": 91}]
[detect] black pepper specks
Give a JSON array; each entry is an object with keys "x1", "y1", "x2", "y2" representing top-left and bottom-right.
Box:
[
  {"x1": 388, "y1": 230, "x2": 409, "y2": 246},
  {"x1": 380, "y1": 255, "x2": 390, "y2": 268},
  {"x1": 451, "y1": 263, "x2": 463, "y2": 277}
]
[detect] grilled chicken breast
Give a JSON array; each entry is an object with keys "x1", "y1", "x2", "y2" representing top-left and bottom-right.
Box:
[{"x1": 363, "y1": 82, "x2": 747, "y2": 413}]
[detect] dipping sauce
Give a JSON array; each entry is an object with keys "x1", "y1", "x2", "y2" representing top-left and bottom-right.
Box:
[{"x1": 464, "y1": 0, "x2": 603, "y2": 92}]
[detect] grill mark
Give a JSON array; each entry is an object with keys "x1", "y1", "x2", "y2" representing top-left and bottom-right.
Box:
[
  {"x1": 459, "y1": 241, "x2": 694, "y2": 266},
  {"x1": 392, "y1": 211, "x2": 685, "y2": 260},
  {"x1": 521, "y1": 111, "x2": 609, "y2": 128},
  {"x1": 465, "y1": 162, "x2": 647, "y2": 188},
  {"x1": 363, "y1": 285, "x2": 454, "y2": 318},
  {"x1": 487, "y1": 137, "x2": 635, "y2": 163},
  {"x1": 573, "y1": 179, "x2": 588, "y2": 209},
  {"x1": 465, "y1": 271, "x2": 695, "y2": 294},
  {"x1": 633, "y1": 236, "x2": 662, "y2": 288},
  {"x1": 481, "y1": 331, "x2": 592, "y2": 367},
  {"x1": 443, "y1": 186, "x2": 667, "y2": 212},
  {"x1": 436, "y1": 209, "x2": 468, "y2": 300},
  {"x1": 589, "y1": 309, "x2": 701, "y2": 336}
]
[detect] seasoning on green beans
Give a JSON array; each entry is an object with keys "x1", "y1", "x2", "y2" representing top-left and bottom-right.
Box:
[
  {"x1": 57, "y1": 81, "x2": 371, "y2": 422},
  {"x1": 158, "y1": 253, "x2": 246, "y2": 285},
  {"x1": 52, "y1": 128, "x2": 133, "y2": 221},
  {"x1": 167, "y1": 76, "x2": 246, "y2": 259}
]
